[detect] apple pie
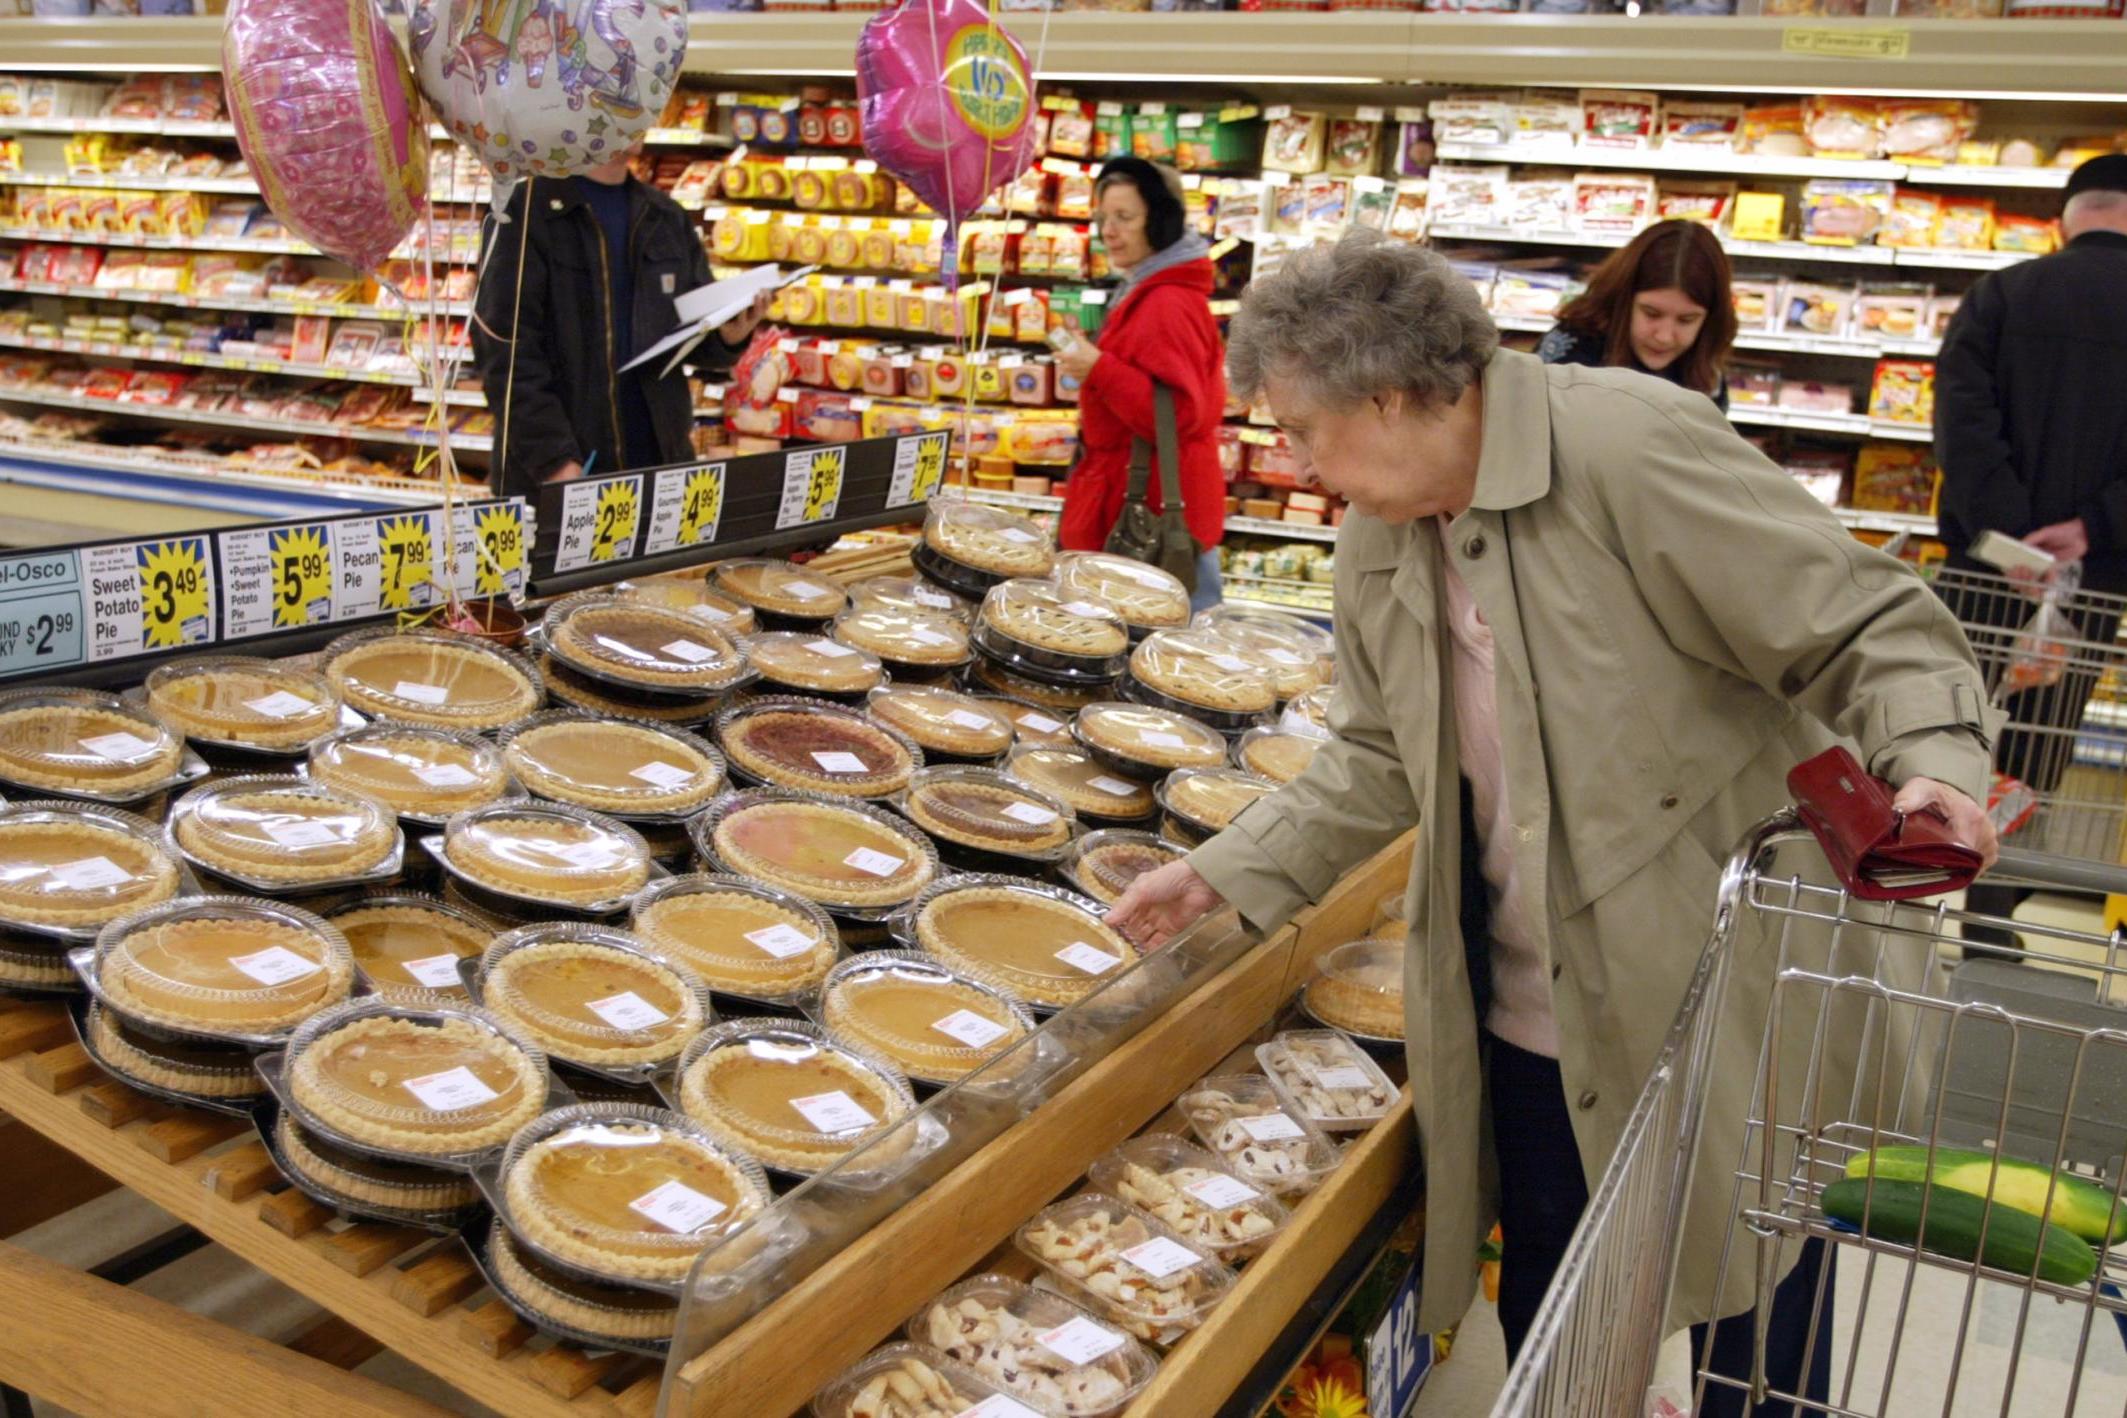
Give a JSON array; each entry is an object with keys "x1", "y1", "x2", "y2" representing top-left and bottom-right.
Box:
[
  {"x1": 979, "y1": 580, "x2": 1129, "y2": 662},
  {"x1": 1051, "y1": 552, "x2": 1190, "y2": 632},
  {"x1": 923, "y1": 501, "x2": 1054, "y2": 579}
]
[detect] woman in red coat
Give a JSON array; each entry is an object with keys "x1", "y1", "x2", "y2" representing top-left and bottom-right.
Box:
[{"x1": 1055, "y1": 157, "x2": 1228, "y2": 610}]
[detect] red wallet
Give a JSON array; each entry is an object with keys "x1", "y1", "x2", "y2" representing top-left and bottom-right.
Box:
[{"x1": 1787, "y1": 746, "x2": 1984, "y2": 901}]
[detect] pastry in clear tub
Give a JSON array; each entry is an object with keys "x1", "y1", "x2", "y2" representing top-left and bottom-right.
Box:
[
  {"x1": 1089, "y1": 1133, "x2": 1290, "y2": 1262},
  {"x1": 1256, "y1": 1029, "x2": 1397, "y2": 1131},
  {"x1": 1178, "y1": 1073, "x2": 1342, "y2": 1197},
  {"x1": 1014, "y1": 1193, "x2": 1236, "y2": 1345},
  {"x1": 907, "y1": 1274, "x2": 1157, "y2": 1416}
]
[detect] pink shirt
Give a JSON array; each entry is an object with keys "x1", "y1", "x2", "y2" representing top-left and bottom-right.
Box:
[{"x1": 1436, "y1": 520, "x2": 1559, "y2": 1059}]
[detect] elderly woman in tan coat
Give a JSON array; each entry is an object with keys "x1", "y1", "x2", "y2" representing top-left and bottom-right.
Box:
[{"x1": 1109, "y1": 230, "x2": 2000, "y2": 1413}]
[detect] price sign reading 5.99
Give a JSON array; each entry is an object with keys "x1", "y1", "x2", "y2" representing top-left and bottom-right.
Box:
[
  {"x1": 777, "y1": 445, "x2": 846, "y2": 529},
  {"x1": 270, "y1": 525, "x2": 332, "y2": 628}
]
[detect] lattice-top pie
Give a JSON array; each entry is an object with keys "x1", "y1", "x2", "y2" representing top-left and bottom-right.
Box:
[
  {"x1": 145, "y1": 657, "x2": 340, "y2": 750},
  {"x1": 481, "y1": 935, "x2": 705, "y2": 1067},
  {"x1": 712, "y1": 559, "x2": 849, "y2": 619},
  {"x1": 97, "y1": 901, "x2": 353, "y2": 1036},
  {"x1": 902, "y1": 770, "x2": 1072, "y2": 855},
  {"x1": 832, "y1": 608, "x2": 970, "y2": 667},
  {"x1": 0, "y1": 693, "x2": 185, "y2": 797},
  {"x1": 980, "y1": 579, "x2": 1129, "y2": 660},
  {"x1": 173, "y1": 779, "x2": 396, "y2": 885},
  {"x1": 1162, "y1": 769, "x2": 1276, "y2": 834},
  {"x1": 742, "y1": 633, "x2": 885, "y2": 697},
  {"x1": 1129, "y1": 631, "x2": 1277, "y2": 716},
  {"x1": 329, "y1": 898, "x2": 491, "y2": 1001},
  {"x1": 444, "y1": 808, "x2": 651, "y2": 907},
  {"x1": 913, "y1": 884, "x2": 1137, "y2": 1009},
  {"x1": 504, "y1": 717, "x2": 724, "y2": 815},
  {"x1": 676, "y1": 1024, "x2": 914, "y2": 1174},
  {"x1": 864, "y1": 687, "x2": 1015, "y2": 761},
  {"x1": 308, "y1": 727, "x2": 509, "y2": 818},
  {"x1": 1075, "y1": 702, "x2": 1227, "y2": 773},
  {"x1": 1064, "y1": 833, "x2": 1185, "y2": 906},
  {"x1": 1053, "y1": 552, "x2": 1190, "y2": 631},
  {"x1": 546, "y1": 595, "x2": 749, "y2": 693},
  {"x1": 719, "y1": 704, "x2": 915, "y2": 798},
  {"x1": 0, "y1": 806, "x2": 179, "y2": 927},
  {"x1": 632, "y1": 878, "x2": 837, "y2": 1000},
  {"x1": 704, "y1": 798, "x2": 934, "y2": 910},
  {"x1": 325, "y1": 631, "x2": 541, "y2": 730},
  {"x1": 1006, "y1": 748, "x2": 1156, "y2": 821},
  {"x1": 924, "y1": 501, "x2": 1055, "y2": 579},
  {"x1": 1237, "y1": 731, "x2": 1324, "y2": 786},
  {"x1": 287, "y1": 1005, "x2": 546, "y2": 1155}
]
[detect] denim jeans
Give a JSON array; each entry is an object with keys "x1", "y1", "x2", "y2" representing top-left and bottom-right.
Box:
[{"x1": 1189, "y1": 547, "x2": 1223, "y2": 614}]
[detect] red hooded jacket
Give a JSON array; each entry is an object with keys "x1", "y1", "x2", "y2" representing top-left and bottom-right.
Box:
[{"x1": 1058, "y1": 258, "x2": 1229, "y2": 553}]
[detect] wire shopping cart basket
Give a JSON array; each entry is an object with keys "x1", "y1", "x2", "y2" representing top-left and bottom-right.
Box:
[
  {"x1": 1931, "y1": 566, "x2": 2127, "y2": 865},
  {"x1": 1494, "y1": 816, "x2": 2127, "y2": 1418}
]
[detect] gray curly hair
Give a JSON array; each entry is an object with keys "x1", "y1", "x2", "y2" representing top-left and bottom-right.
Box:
[{"x1": 1226, "y1": 230, "x2": 1499, "y2": 411}]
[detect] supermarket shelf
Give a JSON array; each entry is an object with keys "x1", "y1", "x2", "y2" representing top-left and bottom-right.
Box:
[
  {"x1": 0, "y1": 331, "x2": 483, "y2": 400},
  {"x1": 0, "y1": 170, "x2": 258, "y2": 194},
  {"x1": 0, "y1": 440, "x2": 443, "y2": 512},
  {"x1": 1492, "y1": 312, "x2": 1938, "y2": 360},
  {"x1": 1436, "y1": 140, "x2": 1906, "y2": 182},
  {"x1": 1728, "y1": 404, "x2": 1934, "y2": 442},
  {"x1": 1834, "y1": 506, "x2": 1938, "y2": 537},
  {"x1": 1905, "y1": 165, "x2": 2071, "y2": 189},
  {"x1": 0, "y1": 385, "x2": 491, "y2": 452},
  {"x1": 1428, "y1": 224, "x2": 2033, "y2": 274},
  {"x1": 0, "y1": 115, "x2": 235, "y2": 137},
  {"x1": 1227, "y1": 512, "x2": 1337, "y2": 544},
  {"x1": 0, "y1": 278, "x2": 470, "y2": 323},
  {"x1": 0, "y1": 226, "x2": 480, "y2": 265},
  {"x1": 961, "y1": 486, "x2": 1061, "y2": 513}
]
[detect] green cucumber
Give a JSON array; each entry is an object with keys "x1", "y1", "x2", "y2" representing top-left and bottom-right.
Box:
[
  {"x1": 1844, "y1": 1145, "x2": 2127, "y2": 1243},
  {"x1": 1820, "y1": 1178, "x2": 2099, "y2": 1287}
]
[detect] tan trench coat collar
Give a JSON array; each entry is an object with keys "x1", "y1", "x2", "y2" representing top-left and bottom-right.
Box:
[{"x1": 1467, "y1": 350, "x2": 1555, "y2": 515}]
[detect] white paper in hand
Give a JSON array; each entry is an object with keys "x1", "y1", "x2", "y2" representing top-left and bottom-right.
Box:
[{"x1": 625, "y1": 264, "x2": 821, "y2": 378}]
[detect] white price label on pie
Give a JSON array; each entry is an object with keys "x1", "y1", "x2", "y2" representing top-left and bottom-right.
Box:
[
  {"x1": 1055, "y1": 940, "x2": 1123, "y2": 976},
  {"x1": 1116, "y1": 563, "x2": 1171, "y2": 587},
  {"x1": 1183, "y1": 1173, "x2": 1264, "y2": 1208},
  {"x1": 1141, "y1": 730, "x2": 1189, "y2": 750},
  {"x1": 79, "y1": 731, "x2": 159, "y2": 762},
  {"x1": 585, "y1": 991, "x2": 670, "y2": 1031},
  {"x1": 786, "y1": 581, "x2": 833, "y2": 599},
  {"x1": 1088, "y1": 775, "x2": 1141, "y2": 797},
  {"x1": 745, "y1": 922, "x2": 817, "y2": 959},
  {"x1": 808, "y1": 640, "x2": 859, "y2": 659},
  {"x1": 402, "y1": 1064, "x2": 500, "y2": 1111},
  {"x1": 1000, "y1": 801, "x2": 1058, "y2": 825},
  {"x1": 1036, "y1": 1314, "x2": 1126, "y2": 1365},
  {"x1": 262, "y1": 818, "x2": 348, "y2": 848},
  {"x1": 953, "y1": 1398, "x2": 1042, "y2": 1418},
  {"x1": 660, "y1": 639, "x2": 720, "y2": 664},
  {"x1": 228, "y1": 944, "x2": 322, "y2": 987},
  {"x1": 401, "y1": 953, "x2": 467, "y2": 989},
  {"x1": 914, "y1": 586, "x2": 955, "y2": 609},
  {"x1": 1237, "y1": 1112, "x2": 1307, "y2": 1143},
  {"x1": 629, "y1": 1178, "x2": 728, "y2": 1234},
  {"x1": 1000, "y1": 528, "x2": 1040, "y2": 544},
  {"x1": 844, "y1": 846, "x2": 906, "y2": 877},
  {"x1": 909, "y1": 626, "x2": 956, "y2": 647},
  {"x1": 413, "y1": 762, "x2": 480, "y2": 788},
  {"x1": 630, "y1": 760, "x2": 698, "y2": 790},
  {"x1": 1263, "y1": 649, "x2": 1306, "y2": 667},
  {"x1": 945, "y1": 709, "x2": 995, "y2": 730},
  {"x1": 789, "y1": 1089, "x2": 877, "y2": 1134},
  {"x1": 689, "y1": 603, "x2": 731, "y2": 622},
  {"x1": 243, "y1": 690, "x2": 315, "y2": 719},
  {"x1": 812, "y1": 750, "x2": 871, "y2": 774},
  {"x1": 49, "y1": 855, "x2": 133, "y2": 889},
  {"x1": 392, "y1": 680, "x2": 452, "y2": 706},
  {"x1": 1060, "y1": 600, "x2": 1110, "y2": 619},
  {"x1": 932, "y1": 1008, "x2": 1010, "y2": 1047},
  {"x1": 549, "y1": 840, "x2": 622, "y2": 869},
  {"x1": 1207, "y1": 653, "x2": 1253, "y2": 674},
  {"x1": 1018, "y1": 712, "x2": 1064, "y2": 734},
  {"x1": 1121, "y1": 1236, "x2": 1200, "y2": 1279},
  {"x1": 1313, "y1": 1065, "x2": 1376, "y2": 1091}
]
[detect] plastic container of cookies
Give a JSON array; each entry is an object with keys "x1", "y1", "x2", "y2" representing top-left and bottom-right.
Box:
[
  {"x1": 973, "y1": 579, "x2": 1132, "y2": 682},
  {"x1": 905, "y1": 1273, "x2": 1159, "y2": 1416},
  {"x1": 1301, "y1": 938, "x2": 1405, "y2": 1046},
  {"x1": 0, "y1": 686, "x2": 207, "y2": 805},
  {"x1": 1072, "y1": 702, "x2": 1227, "y2": 780},
  {"x1": 0, "y1": 800, "x2": 189, "y2": 942},
  {"x1": 740, "y1": 632, "x2": 887, "y2": 702},
  {"x1": 306, "y1": 724, "x2": 516, "y2": 826},
  {"x1": 1255, "y1": 1030, "x2": 1398, "y2": 1133},
  {"x1": 498, "y1": 710, "x2": 728, "y2": 821},
  {"x1": 691, "y1": 789, "x2": 941, "y2": 922},
  {"x1": 614, "y1": 575, "x2": 759, "y2": 638},
  {"x1": 1122, "y1": 630, "x2": 1278, "y2": 730},
  {"x1": 831, "y1": 607, "x2": 973, "y2": 676},
  {"x1": 1057, "y1": 830, "x2": 1185, "y2": 908},
  {"x1": 82, "y1": 895, "x2": 355, "y2": 1047},
  {"x1": 1013, "y1": 1193, "x2": 1237, "y2": 1346},
  {"x1": 631, "y1": 872, "x2": 843, "y2": 1010},
  {"x1": 321, "y1": 626, "x2": 544, "y2": 732},
  {"x1": 847, "y1": 573, "x2": 973, "y2": 624},
  {"x1": 1089, "y1": 1134, "x2": 1292, "y2": 1263},
  {"x1": 711, "y1": 558, "x2": 849, "y2": 625},
  {"x1": 812, "y1": 1342, "x2": 1031, "y2": 1418},
  {"x1": 1004, "y1": 746, "x2": 1158, "y2": 828},
  {"x1": 471, "y1": 924, "x2": 712, "y2": 1080},
  {"x1": 920, "y1": 499, "x2": 1055, "y2": 586},
  {"x1": 429, "y1": 802, "x2": 659, "y2": 916},
  {"x1": 541, "y1": 590, "x2": 754, "y2": 697},
  {"x1": 166, "y1": 775, "x2": 403, "y2": 893},
  {"x1": 864, "y1": 685, "x2": 1016, "y2": 765},
  {"x1": 467, "y1": 1216, "x2": 678, "y2": 1355},
  {"x1": 143, "y1": 656, "x2": 345, "y2": 755},
  {"x1": 893, "y1": 765, "x2": 1079, "y2": 870},
  {"x1": 813, "y1": 950, "x2": 1035, "y2": 1088},
  {"x1": 1155, "y1": 768, "x2": 1276, "y2": 846},
  {"x1": 70, "y1": 996, "x2": 262, "y2": 1114},
  {"x1": 1176, "y1": 1073, "x2": 1341, "y2": 1198},
  {"x1": 716, "y1": 697, "x2": 921, "y2": 800},
  {"x1": 1229, "y1": 727, "x2": 1327, "y2": 787},
  {"x1": 670, "y1": 1017, "x2": 920, "y2": 1179},
  {"x1": 1053, "y1": 552, "x2": 1192, "y2": 638}
]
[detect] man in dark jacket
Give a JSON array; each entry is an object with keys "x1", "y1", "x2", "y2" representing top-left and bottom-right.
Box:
[
  {"x1": 1934, "y1": 153, "x2": 2127, "y2": 945},
  {"x1": 470, "y1": 150, "x2": 768, "y2": 497}
]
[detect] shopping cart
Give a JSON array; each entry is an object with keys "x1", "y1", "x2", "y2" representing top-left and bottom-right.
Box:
[
  {"x1": 1493, "y1": 816, "x2": 2127, "y2": 1418},
  {"x1": 1930, "y1": 566, "x2": 2127, "y2": 865}
]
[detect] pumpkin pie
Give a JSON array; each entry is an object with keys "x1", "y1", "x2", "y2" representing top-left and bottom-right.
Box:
[
  {"x1": 1237, "y1": 730, "x2": 1324, "y2": 785},
  {"x1": 325, "y1": 630, "x2": 542, "y2": 731},
  {"x1": 616, "y1": 575, "x2": 758, "y2": 637},
  {"x1": 503, "y1": 716, "x2": 724, "y2": 816},
  {"x1": 1052, "y1": 552, "x2": 1191, "y2": 632},
  {"x1": 632, "y1": 876, "x2": 837, "y2": 1001},
  {"x1": 480, "y1": 933, "x2": 705, "y2": 1068},
  {"x1": 444, "y1": 807, "x2": 651, "y2": 907},
  {"x1": 712, "y1": 559, "x2": 848, "y2": 620},
  {"x1": 818, "y1": 953, "x2": 1029, "y2": 1084},
  {"x1": 1062, "y1": 831, "x2": 1185, "y2": 906},
  {"x1": 1006, "y1": 748, "x2": 1156, "y2": 822},
  {"x1": 964, "y1": 658, "x2": 1106, "y2": 714},
  {"x1": 0, "y1": 805, "x2": 179, "y2": 927},
  {"x1": 924, "y1": 501, "x2": 1055, "y2": 579},
  {"x1": 864, "y1": 687, "x2": 1014, "y2": 762},
  {"x1": 308, "y1": 726, "x2": 510, "y2": 819},
  {"x1": 287, "y1": 1003, "x2": 547, "y2": 1154},
  {"x1": 743, "y1": 633, "x2": 885, "y2": 697},
  {"x1": 172, "y1": 778, "x2": 397, "y2": 885},
  {"x1": 979, "y1": 580, "x2": 1130, "y2": 662},
  {"x1": 1304, "y1": 938, "x2": 1404, "y2": 1042},
  {"x1": 833, "y1": 608, "x2": 970, "y2": 669},
  {"x1": 96, "y1": 900, "x2": 354, "y2": 1037},
  {"x1": 85, "y1": 1002, "x2": 264, "y2": 1098},
  {"x1": 1161, "y1": 769, "x2": 1275, "y2": 835},
  {"x1": 145, "y1": 658, "x2": 342, "y2": 750},
  {"x1": 913, "y1": 884, "x2": 1137, "y2": 1009},
  {"x1": 328, "y1": 897, "x2": 491, "y2": 1001},
  {"x1": 539, "y1": 655, "x2": 719, "y2": 726},
  {"x1": 719, "y1": 703, "x2": 916, "y2": 798},
  {"x1": 0, "y1": 936, "x2": 74, "y2": 990},
  {"x1": 546, "y1": 594, "x2": 749, "y2": 693},
  {"x1": 702, "y1": 796, "x2": 936, "y2": 911},
  {"x1": 1074, "y1": 702, "x2": 1227, "y2": 774},
  {"x1": 848, "y1": 574, "x2": 971, "y2": 623},
  {"x1": 486, "y1": 1221, "x2": 680, "y2": 1342},
  {"x1": 0, "y1": 692, "x2": 185, "y2": 798},
  {"x1": 274, "y1": 1111, "x2": 481, "y2": 1214},
  {"x1": 1128, "y1": 631, "x2": 1277, "y2": 717},
  {"x1": 677, "y1": 1023, "x2": 915, "y2": 1174},
  {"x1": 503, "y1": 1108, "x2": 768, "y2": 1282},
  {"x1": 901, "y1": 770, "x2": 1073, "y2": 856}
]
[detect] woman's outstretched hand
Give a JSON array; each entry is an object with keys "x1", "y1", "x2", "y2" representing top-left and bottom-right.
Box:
[{"x1": 1106, "y1": 859, "x2": 1225, "y2": 951}]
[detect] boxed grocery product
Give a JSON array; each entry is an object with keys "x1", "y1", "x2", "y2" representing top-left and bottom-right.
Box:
[
  {"x1": 1730, "y1": 191, "x2": 1786, "y2": 243},
  {"x1": 1784, "y1": 448, "x2": 1852, "y2": 508},
  {"x1": 1352, "y1": 177, "x2": 1396, "y2": 231},
  {"x1": 1263, "y1": 110, "x2": 1327, "y2": 174},
  {"x1": 1448, "y1": 261, "x2": 1497, "y2": 309},
  {"x1": 1048, "y1": 100, "x2": 1095, "y2": 158},
  {"x1": 1506, "y1": 173, "x2": 1575, "y2": 231},
  {"x1": 1727, "y1": 360, "x2": 1781, "y2": 406},
  {"x1": 1781, "y1": 280, "x2": 1857, "y2": 338},
  {"x1": 1580, "y1": 90, "x2": 1660, "y2": 150},
  {"x1": 1093, "y1": 104, "x2": 1133, "y2": 160},
  {"x1": 1933, "y1": 195, "x2": 1995, "y2": 251},
  {"x1": 1325, "y1": 118, "x2": 1380, "y2": 177},
  {"x1": 1507, "y1": 95, "x2": 1578, "y2": 147},
  {"x1": 1573, "y1": 172, "x2": 1656, "y2": 235},
  {"x1": 1776, "y1": 380, "x2": 1858, "y2": 414},
  {"x1": 1132, "y1": 105, "x2": 1179, "y2": 163},
  {"x1": 1800, "y1": 179, "x2": 1892, "y2": 246},
  {"x1": 1396, "y1": 120, "x2": 1434, "y2": 177},
  {"x1": 1854, "y1": 284, "x2": 1931, "y2": 341},
  {"x1": 1994, "y1": 214, "x2": 2060, "y2": 255},
  {"x1": 1427, "y1": 165, "x2": 1510, "y2": 227},
  {"x1": 1388, "y1": 181, "x2": 1430, "y2": 239},
  {"x1": 1879, "y1": 188, "x2": 1943, "y2": 248},
  {"x1": 1881, "y1": 100, "x2": 1979, "y2": 163},
  {"x1": 1491, "y1": 269, "x2": 1578, "y2": 319},
  {"x1": 1869, "y1": 359, "x2": 1935, "y2": 424},
  {"x1": 1656, "y1": 179, "x2": 1735, "y2": 227},
  {"x1": 1176, "y1": 109, "x2": 1263, "y2": 173},
  {"x1": 1662, "y1": 101, "x2": 1743, "y2": 148},
  {"x1": 1302, "y1": 175, "x2": 1352, "y2": 230},
  {"x1": 1927, "y1": 293, "x2": 1963, "y2": 339},
  {"x1": 1852, "y1": 443, "x2": 1941, "y2": 513},
  {"x1": 1740, "y1": 104, "x2": 1809, "y2": 158},
  {"x1": 1427, "y1": 92, "x2": 1513, "y2": 147},
  {"x1": 1805, "y1": 97, "x2": 1881, "y2": 158}
]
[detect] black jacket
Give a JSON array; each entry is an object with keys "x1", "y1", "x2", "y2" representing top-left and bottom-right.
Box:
[
  {"x1": 1535, "y1": 323, "x2": 1729, "y2": 412},
  {"x1": 1935, "y1": 230, "x2": 2127, "y2": 591},
  {"x1": 471, "y1": 175, "x2": 739, "y2": 498}
]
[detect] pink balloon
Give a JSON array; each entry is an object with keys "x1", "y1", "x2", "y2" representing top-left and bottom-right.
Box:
[
  {"x1": 225, "y1": 0, "x2": 430, "y2": 274},
  {"x1": 857, "y1": 0, "x2": 1037, "y2": 289}
]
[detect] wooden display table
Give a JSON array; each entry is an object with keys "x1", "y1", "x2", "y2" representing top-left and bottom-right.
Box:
[{"x1": 0, "y1": 833, "x2": 1416, "y2": 1418}]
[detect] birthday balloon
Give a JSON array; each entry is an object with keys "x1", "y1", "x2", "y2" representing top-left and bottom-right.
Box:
[
  {"x1": 856, "y1": 0, "x2": 1037, "y2": 288},
  {"x1": 409, "y1": 0, "x2": 689, "y2": 182},
  {"x1": 224, "y1": 0, "x2": 429, "y2": 274}
]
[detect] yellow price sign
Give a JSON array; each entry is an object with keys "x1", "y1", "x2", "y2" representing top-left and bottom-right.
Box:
[
  {"x1": 678, "y1": 466, "x2": 724, "y2": 546},
  {"x1": 270, "y1": 525, "x2": 331, "y2": 629},
  {"x1": 592, "y1": 479, "x2": 640, "y2": 562},
  {"x1": 908, "y1": 434, "x2": 946, "y2": 505},
  {"x1": 1781, "y1": 25, "x2": 1909, "y2": 58},
  {"x1": 137, "y1": 538, "x2": 210, "y2": 650},
  {"x1": 474, "y1": 504, "x2": 525, "y2": 596},
  {"x1": 803, "y1": 447, "x2": 845, "y2": 521},
  {"x1": 376, "y1": 514, "x2": 434, "y2": 611}
]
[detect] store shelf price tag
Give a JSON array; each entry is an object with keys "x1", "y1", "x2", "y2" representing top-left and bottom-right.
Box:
[
  {"x1": 0, "y1": 548, "x2": 86, "y2": 680},
  {"x1": 1120, "y1": 1237, "x2": 1199, "y2": 1279},
  {"x1": 1037, "y1": 1316, "x2": 1125, "y2": 1366},
  {"x1": 888, "y1": 430, "x2": 950, "y2": 508},
  {"x1": 1781, "y1": 24, "x2": 1909, "y2": 58},
  {"x1": 267, "y1": 523, "x2": 332, "y2": 630},
  {"x1": 629, "y1": 1179, "x2": 727, "y2": 1234},
  {"x1": 471, "y1": 502, "x2": 526, "y2": 597},
  {"x1": 84, "y1": 537, "x2": 215, "y2": 663},
  {"x1": 778, "y1": 444, "x2": 847, "y2": 529},
  {"x1": 555, "y1": 475, "x2": 644, "y2": 573},
  {"x1": 790, "y1": 1089, "x2": 876, "y2": 1134},
  {"x1": 646, "y1": 462, "x2": 727, "y2": 557},
  {"x1": 371, "y1": 514, "x2": 436, "y2": 613}
]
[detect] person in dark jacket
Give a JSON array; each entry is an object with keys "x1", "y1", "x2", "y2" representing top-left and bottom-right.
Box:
[
  {"x1": 470, "y1": 151, "x2": 769, "y2": 497},
  {"x1": 1537, "y1": 218, "x2": 1735, "y2": 412}
]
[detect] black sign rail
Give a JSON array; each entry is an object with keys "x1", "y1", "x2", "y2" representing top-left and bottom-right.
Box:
[
  {"x1": 528, "y1": 430, "x2": 951, "y2": 596},
  {"x1": 0, "y1": 497, "x2": 530, "y2": 690}
]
